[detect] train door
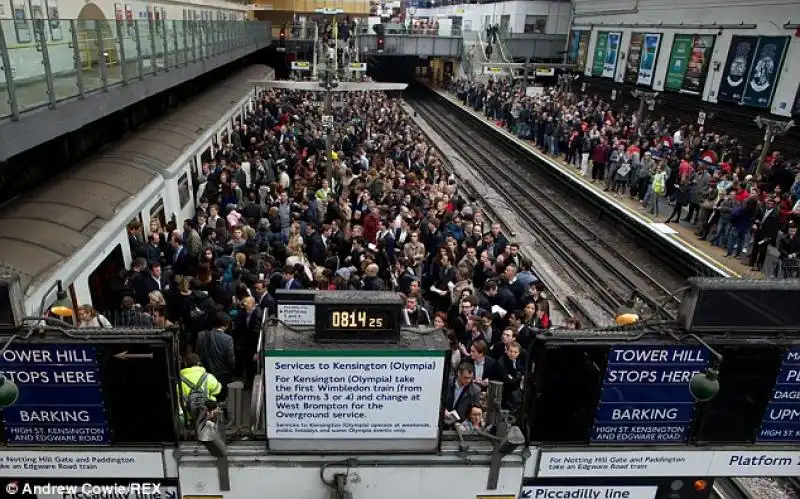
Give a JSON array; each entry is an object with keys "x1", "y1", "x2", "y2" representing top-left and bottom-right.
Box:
[
  {"x1": 87, "y1": 244, "x2": 125, "y2": 316},
  {"x1": 150, "y1": 198, "x2": 167, "y2": 232}
]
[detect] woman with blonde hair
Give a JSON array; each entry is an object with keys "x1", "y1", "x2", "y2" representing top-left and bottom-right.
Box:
[
  {"x1": 148, "y1": 290, "x2": 167, "y2": 307},
  {"x1": 76, "y1": 305, "x2": 112, "y2": 328}
]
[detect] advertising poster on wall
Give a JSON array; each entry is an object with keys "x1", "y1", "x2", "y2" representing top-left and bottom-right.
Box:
[
  {"x1": 569, "y1": 30, "x2": 582, "y2": 66},
  {"x1": 664, "y1": 34, "x2": 692, "y2": 91},
  {"x1": 592, "y1": 31, "x2": 609, "y2": 76},
  {"x1": 602, "y1": 32, "x2": 621, "y2": 78},
  {"x1": 717, "y1": 35, "x2": 759, "y2": 103},
  {"x1": 741, "y1": 36, "x2": 789, "y2": 109},
  {"x1": 637, "y1": 33, "x2": 661, "y2": 86},
  {"x1": 624, "y1": 32, "x2": 644, "y2": 84},
  {"x1": 568, "y1": 31, "x2": 591, "y2": 72},
  {"x1": 681, "y1": 34, "x2": 715, "y2": 95},
  {"x1": 576, "y1": 31, "x2": 590, "y2": 72}
]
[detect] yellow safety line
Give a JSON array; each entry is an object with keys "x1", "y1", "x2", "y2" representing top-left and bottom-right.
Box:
[{"x1": 427, "y1": 81, "x2": 741, "y2": 278}]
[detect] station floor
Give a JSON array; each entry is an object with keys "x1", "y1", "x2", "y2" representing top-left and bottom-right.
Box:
[{"x1": 425, "y1": 81, "x2": 760, "y2": 279}]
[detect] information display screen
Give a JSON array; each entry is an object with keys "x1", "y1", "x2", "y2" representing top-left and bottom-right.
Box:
[
  {"x1": 592, "y1": 345, "x2": 709, "y2": 443},
  {"x1": 758, "y1": 347, "x2": 800, "y2": 442},
  {"x1": 325, "y1": 308, "x2": 394, "y2": 331}
]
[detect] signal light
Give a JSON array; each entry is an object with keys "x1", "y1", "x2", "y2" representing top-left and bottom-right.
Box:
[
  {"x1": 693, "y1": 480, "x2": 708, "y2": 491},
  {"x1": 279, "y1": 28, "x2": 285, "y2": 41},
  {"x1": 377, "y1": 36, "x2": 384, "y2": 51}
]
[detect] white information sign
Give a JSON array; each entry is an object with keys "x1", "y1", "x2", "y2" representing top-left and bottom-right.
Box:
[
  {"x1": 521, "y1": 486, "x2": 657, "y2": 499},
  {"x1": 277, "y1": 303, "x2": 315, "y2": 326},
  {"x1": 0, "y1": 451, "x2": 165, "y2": 478},
  {"x1": 264, "y1": 351, "x2": 445, "y2": 439},
  {"x1": 290, "y1": 61, "x2": 311, "y2": 71},
  {"x1": 537, "y1": 450, "x2": 800, "y2": 478}
]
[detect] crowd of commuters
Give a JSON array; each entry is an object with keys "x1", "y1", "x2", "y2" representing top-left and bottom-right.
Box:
[
  {"x1": 449, "y1": 76, "x2": 800, "y2": 275},
  {"x1": 67, "y1": 87, "x2": 561, "y2": 429}
]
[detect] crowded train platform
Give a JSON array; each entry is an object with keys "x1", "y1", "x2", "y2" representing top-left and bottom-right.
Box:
[
  {"x1": 445, "y1": 76, "x2": 800, "y2": 278},
  {"x1": 71, "y1": 87, "x2": 552, "y2": 423}
]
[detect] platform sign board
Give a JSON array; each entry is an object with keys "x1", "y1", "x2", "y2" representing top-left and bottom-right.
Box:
[
  {"x1": 591, "y1": 345, "x2": 709, "y2": 443},
  {"x1": 758, "y1": 347, "x2": 800, "y2": 442},
  {"x1": 0, "y1": 345, "x2": 108, "y2": 445},
  {"x1": 0, "y1": 450, "x2": 166, "y2": 478},
  {"x1": 290, "y1": 61, "x2": 310, "y2": 71},
  {"x1": 275, "y1": 289, "x2": 317, "y2": 326},
  {"x1": 0, "y1": 336, "x2": 179, "y2": 447},
  {"x1": 537, "y1": 450, "x2": 800, "y2": 478},
  {"x1": 349, "y1": 62, "x2": 367, "y2": 72},
  {"x1": 521, "y1": 486, "x2": 657, "y2": 499},
  {"x1": 264, "y1": 349, "x2": 446, "y2": 452}
]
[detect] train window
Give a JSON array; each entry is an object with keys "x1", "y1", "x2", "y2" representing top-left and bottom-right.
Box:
[
  {"x1": 178, "y1": 172, "x2": 191, "y2": 208},
  {"x1": 528, "y1": 345, "x2": 607, "y2": 443},
  {"x1": 150, "y1": 199, "x2": 167, "y2": 230},
  {"x1": 211, "y1": 133, "x2": 219, "y2": 148},
  {"x1": 201, "y1": 146, "x2": 212, "y2": 163},
  {"x1": 693, "y1": 345, "x2": 783, "y2": 443},
  {"x1": 87, "y1": 245, "x2": 125, "y2": 318}
]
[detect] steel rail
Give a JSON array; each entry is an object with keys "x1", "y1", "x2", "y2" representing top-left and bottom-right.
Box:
[
  {"x1": 411, "y1": 94, "x2": 682, "y2": 318},
  {"x1": 413, "y1": 98, "x2": 625, "y2": 316}
]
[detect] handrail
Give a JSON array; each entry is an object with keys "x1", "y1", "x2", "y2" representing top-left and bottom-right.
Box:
[
  {"x1": 0, "y1": 19, "x2": 271, "y2": 122},
  {"x1": 497, "y1": 32, "x2": 512, "y2": 63},
  {"x1": 475, "y1": 28, "x2": 489, "y2": 63}
]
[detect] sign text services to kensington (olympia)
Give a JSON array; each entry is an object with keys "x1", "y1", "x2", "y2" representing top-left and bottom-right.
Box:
[{"x1": 264, "y1": 350, "x2": 445, "y2": 439}]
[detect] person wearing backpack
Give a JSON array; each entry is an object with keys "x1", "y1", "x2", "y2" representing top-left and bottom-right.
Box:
[{"x1": 178, "y1": 353, "x2": 222, "y2": 426}]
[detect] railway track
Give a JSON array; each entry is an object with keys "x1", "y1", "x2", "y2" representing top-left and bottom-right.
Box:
[
  {"x1": 409, "y1": 93, "x2": 684, "y2": 320},
  {"x1": 713, "y1": 477, "x2": 800, "y2": 499}
]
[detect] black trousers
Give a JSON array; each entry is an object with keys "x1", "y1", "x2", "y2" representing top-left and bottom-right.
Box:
[
  {"x1": 591, "y1": 162, "x2": 606, "y2": 181},
  {"x1": 749, "y1": 239, "x2": 772, "y2": 270}
]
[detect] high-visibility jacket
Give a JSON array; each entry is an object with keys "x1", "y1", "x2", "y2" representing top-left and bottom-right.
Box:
[{"x1": 177, "y1": 366, "x2": 222, "y2": 419}]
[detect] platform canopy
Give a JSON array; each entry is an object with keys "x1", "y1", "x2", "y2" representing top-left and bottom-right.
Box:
[{"x1": 253, "y1": 80, "x2": 408, "y2": 92}]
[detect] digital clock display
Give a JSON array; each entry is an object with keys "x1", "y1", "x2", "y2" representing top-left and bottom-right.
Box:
[{"x1": 326, "y1": 308, "x2": 394, "y2": 331}]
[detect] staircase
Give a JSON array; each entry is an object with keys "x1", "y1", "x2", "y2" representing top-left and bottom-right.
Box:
[{"x1": 467, "y1": 29, "x2": 511, "y2": 81}]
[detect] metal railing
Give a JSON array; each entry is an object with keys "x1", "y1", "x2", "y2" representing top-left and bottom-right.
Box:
[
  {"x1": 355, "y1": 22, "x2": 462, "y2": 37},
  {"x1": 0, "y1": 19, "x2": 271, "y2": 121}
]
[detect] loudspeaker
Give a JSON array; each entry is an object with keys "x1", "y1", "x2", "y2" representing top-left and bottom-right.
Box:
[
  {"x1": 679, "y1": 277, "x2": 800, "y2": 333},
  {"x1": 372, "y1": 23, "x2": 384, "y2": 36}
]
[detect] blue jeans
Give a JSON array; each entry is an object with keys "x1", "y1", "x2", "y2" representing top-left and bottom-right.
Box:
[
  {"x1": 726, "y1": 227, "x2": 748, "y2": 256},
  {"x1": 712, "y1": 219, "x2": 730, "y2": 247}
]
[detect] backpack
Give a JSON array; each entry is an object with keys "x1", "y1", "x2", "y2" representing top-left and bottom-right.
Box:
[
  {"x1": 181, "y1": 372, "x2": 209, "y2": 420},
  {"x1": 222, "y1": 261, "x2": 235, "y2": 284}
]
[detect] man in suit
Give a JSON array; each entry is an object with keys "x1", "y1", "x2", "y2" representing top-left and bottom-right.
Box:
[
  {"x1": 306, "y1": 224, "x2": 330, "y2": 266},
  {"x1": 236, "y1": 297, "x2": 262, "y2": 385},
  {"x1": 280, "y1": 265, "x2": 302, "y2": 290},
  {"x1": 750, "y1": 197, "x2": 780, "y2": 271},
  {"x1": 468, "y1": 339, "x2": 503, "y2": 391},
  {"x1": 170, "y1": 234, "x2": 191, "y2": 276},
  {"x1": 500, "y1": 341, "x2": 526, "y2": 410},
  {"x1": 134, "y1": 262, "x2": 169, "y2": 306},
  {"x1": 444, "y1": 362, "x2": 482, "y2": 424}
]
